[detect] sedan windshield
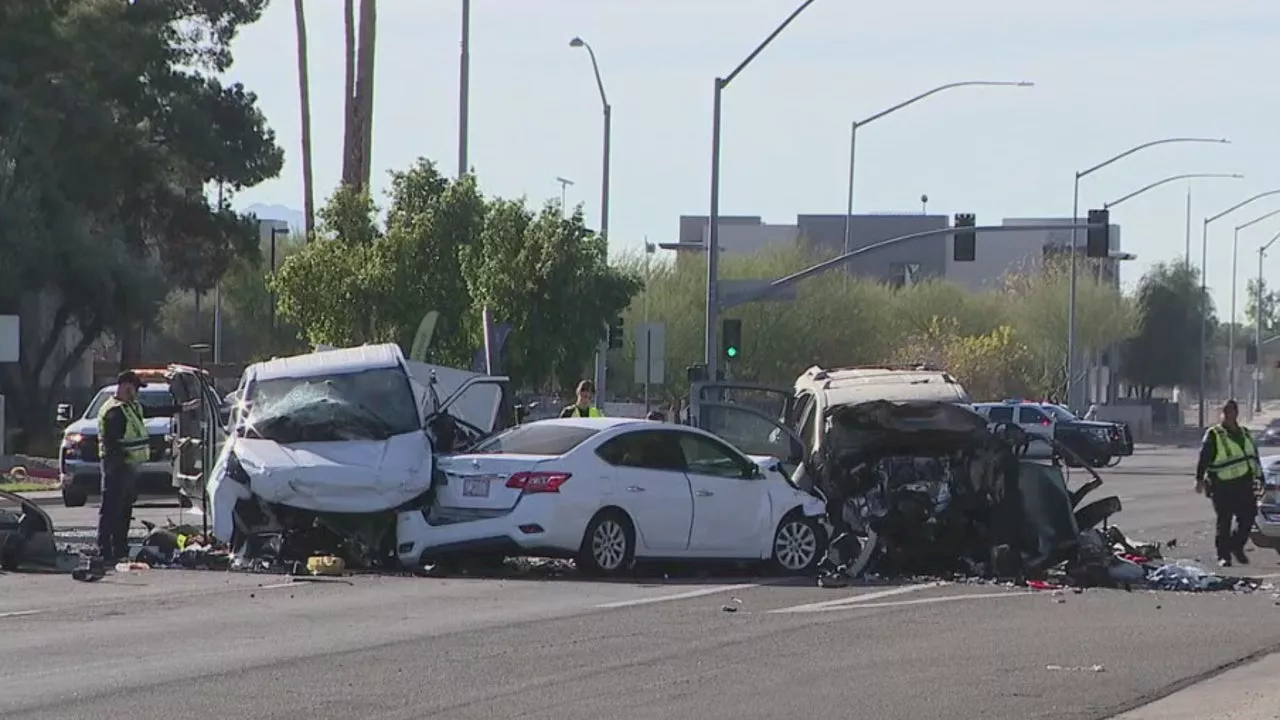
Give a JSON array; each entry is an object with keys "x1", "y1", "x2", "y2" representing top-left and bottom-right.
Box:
[
  {"x1": 470, "y1": 424, "x2": 601, "y2": 456},
  {"x1": 240, "y1": 367, "x2": 420, "y2": 443}
]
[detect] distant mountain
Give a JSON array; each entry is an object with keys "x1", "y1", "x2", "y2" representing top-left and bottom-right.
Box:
[{"x1": 243, "y1": 203, "x2": 304, "y2": 231}]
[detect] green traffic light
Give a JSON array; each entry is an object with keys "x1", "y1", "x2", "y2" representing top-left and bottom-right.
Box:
[{"x1": 726, "y1": 346, "x2": 738, "y2": 358}]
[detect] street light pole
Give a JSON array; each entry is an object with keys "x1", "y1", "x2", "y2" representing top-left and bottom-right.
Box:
[
  {"x1": 1257, "y1": 229, "x2": 1280, "y2": 412},
  {"x1": 1102, "y1": 173, "x2": 1242, "y2": 210},
  {"x1": 1067, "y1": 137, "x2": 1229, "y2": 411},
  {"x1": 569, "y1": 36, "x2": 612, "y2": 405},
  {"x1": 706, "y1": 0, "x2": 820, "y2": 378},
  {"x1": 457, "y1": 0, "x2": 470, "y2": 177},
  {"x1": 555, "y1": 176, "x2": 574, "y2": 217},
  {"x1": 1230, "y1": 208, "x2": 1280, "y2": 399},
  {"x1": 1198, "y1": 189, "x2": 1280, "y2": 429},
  {"x1": 840, "y1": 80, "x2": 1033, "y2": 266}
]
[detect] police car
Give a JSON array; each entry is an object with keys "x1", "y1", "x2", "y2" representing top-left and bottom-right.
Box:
[
  {"x1": 971, "y1": 399, "x2": 1124, "y2": 467},
  {"x1": 971, "y1": 400, "x2": 1058, "y2": 458},
  {"x1": 55, "y1": 371, "x2": 183, "y2": 508}
]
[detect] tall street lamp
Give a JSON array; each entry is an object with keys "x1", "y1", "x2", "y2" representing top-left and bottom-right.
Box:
[
  {"x1": 841, "y1": 80, "x2": 1034, "y2": 262},
  {"x1": 457, "y1": 0, "x2": 470, "y2": 177},
  {"x1": 569, "y1": 36, "x2": 612, "y2": 405},
  {"x1": 1230, "y1": 208, "x2": 1280, "y2": 398},
  {"x1": 1255, "y1": 227, "x2": 1280, "y2": 412},
  {"x1": 1198, "y1": 189, "x2": 1280, "y2": 428},
  {"x1": 555, "y1": 176, "x2": 574, "y2": 218},
  {"x1": 1066, "y1": 137, "x2": 1229, "y2": 410},
  {"x1": 1102, "y1": 173, "x2": 1243, "y2": 210},
  {"x1": 705, "y1": 0, "x2": 820, "y2": 378}
]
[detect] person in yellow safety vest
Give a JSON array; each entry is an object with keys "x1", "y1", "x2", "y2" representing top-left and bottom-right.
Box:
[
  {"x1": 96, "y1": 370, "x2": 200, "y2": 562},
  {"x1": 1195, "y1": 399, "x2": 1264, "y2": 568},
  {"x1": 560, "y1": 380, "x2": 604, "y2": 418}
]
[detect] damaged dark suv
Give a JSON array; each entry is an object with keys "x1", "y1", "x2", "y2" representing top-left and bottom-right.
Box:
[{"x1": 687, "y1": 368, "x2": 1121, "y2": 583}]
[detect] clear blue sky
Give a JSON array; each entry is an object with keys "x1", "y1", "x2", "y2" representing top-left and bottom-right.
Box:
[{"x1": 223, "y1": 0, "x2": 1280, "y2": 319}]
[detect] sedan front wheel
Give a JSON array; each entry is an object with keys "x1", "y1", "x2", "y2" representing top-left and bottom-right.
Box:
[{"x1": 771, "y1": 514, "x2": 826, "y2": 575}]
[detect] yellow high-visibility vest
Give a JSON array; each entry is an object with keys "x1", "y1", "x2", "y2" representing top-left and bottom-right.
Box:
[
  {"x1": 1208, "y1": 424, "x2": 1259, "y2": 482},
  {"x1": 98, "y1": 397, "x2": 150, "y2": 466}
]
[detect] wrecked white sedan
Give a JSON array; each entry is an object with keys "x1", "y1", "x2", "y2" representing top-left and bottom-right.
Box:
[{"x1": 398, "y1": 417, "x2": 826, "y2": 575}]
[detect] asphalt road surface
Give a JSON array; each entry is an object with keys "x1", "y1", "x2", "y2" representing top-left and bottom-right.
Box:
[{"x1": 4, "y1": 445, "x2": 1280, "y2": 720}]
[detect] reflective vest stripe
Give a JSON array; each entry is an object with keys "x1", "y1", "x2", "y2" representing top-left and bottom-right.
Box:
[{"x1": 1208, "y1": 425, "x2": 1257, "y2": 481}]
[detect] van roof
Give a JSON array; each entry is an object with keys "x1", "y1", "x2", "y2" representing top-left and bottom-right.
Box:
[
  {"x1": 247, "y1": 343, "x2": 406, "y2": 383},
  {"x1": 796, "y1": 365, "x2": 970, "y2": 406}
]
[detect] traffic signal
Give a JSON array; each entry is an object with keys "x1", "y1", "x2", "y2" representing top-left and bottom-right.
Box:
[
  {"x1": 721, "y1": 318, "x2": 742, "y2": 361},
  {"x1": 607, "y1": 317, "x2": 624, "y2": 349},
  {"x1": 1086, "y1": 209, "x2": 1110, "y2": 258},
  {"x1": 953, "y1": 213, "x2": 976, "y2": 262},
  {"x1": 1247, "y1": 342, "x2": 1258, "y2": 366}
]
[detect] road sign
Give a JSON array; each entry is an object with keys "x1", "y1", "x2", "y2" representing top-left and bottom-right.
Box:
[{"x1": 634, "y1": 322, "x2": 666, "y2": 385}]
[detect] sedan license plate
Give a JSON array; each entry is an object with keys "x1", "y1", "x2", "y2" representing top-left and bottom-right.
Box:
[{"x1": 462, "y1": 477, "x2": 491, "y2": 498}]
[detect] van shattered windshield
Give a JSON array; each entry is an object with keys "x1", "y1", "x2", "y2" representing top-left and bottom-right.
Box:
[{"x1": 239, "y1": 367, "x2": 420, "y2": 443}]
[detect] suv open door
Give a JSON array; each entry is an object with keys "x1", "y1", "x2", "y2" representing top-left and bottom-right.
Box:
[
  {"x1": 165, "y1": 364, "x2": 225, "y2": 506},
  {"x1": 418, "y1": 368, "x2": 512, "y2": 453},
  {"x1": 687, "y1": 381, "x2": 807, "y2": 470}
]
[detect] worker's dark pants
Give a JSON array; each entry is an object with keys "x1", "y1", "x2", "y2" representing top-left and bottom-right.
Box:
[
  {"x1": 1210, "y1": 479, "x2": 1257, "y2": 558},
  {"x1": 97, "y1": 462, "x2": 138, "y2": 560}
]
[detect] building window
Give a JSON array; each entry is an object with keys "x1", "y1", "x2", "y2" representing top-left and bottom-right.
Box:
[{"x1": 889, "y1": 262, "x2": 921, "y2": 289}]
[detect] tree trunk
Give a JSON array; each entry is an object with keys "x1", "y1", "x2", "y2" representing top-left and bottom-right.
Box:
[
  {"x1": 341, "y1": 0, "x2": 358, "y2": 188},
  {"x1": 293, "y1": 0, "x2": 315, "y2": 240},
  {"x1": 355, "y1": 0, "x2": 377, "y2": 189}
]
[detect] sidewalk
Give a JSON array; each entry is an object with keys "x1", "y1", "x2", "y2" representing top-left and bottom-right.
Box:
[{"x1": 1112, "y1": 651, "x2": 1280, "y2": 719}]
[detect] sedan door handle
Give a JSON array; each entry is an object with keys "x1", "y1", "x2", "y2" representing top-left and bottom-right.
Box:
[
  {"x1": 695, "y1": 489, "x2": 713, "y2": 497},
  {"x1": 625, "y1": 485, "x2": 646, "y2": 492}
]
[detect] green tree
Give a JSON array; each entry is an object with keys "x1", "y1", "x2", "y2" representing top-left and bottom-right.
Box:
[
  {"x1": 461, "y1": 202, "x2": 642, "y2": 389},
  {"x1": 1244, "y1": 277, "x2": 1280, "y2": 333},
  {"x1": 0, "y1": 0, "x2": 281, "y2": 449},
  {"x1": 1120, "y1": 262, "x2": 1213, "y2": 398},
  {"x1": 609, "y1": 245, "x2": 1133, "y2": 402},
  {"x1": 272, "y1": 162, "x2": 486, "y2": 366}
]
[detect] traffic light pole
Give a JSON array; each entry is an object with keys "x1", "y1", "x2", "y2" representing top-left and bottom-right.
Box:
[{"x1": 715, "y1": 222, "x2": 1103, "y2": 310}]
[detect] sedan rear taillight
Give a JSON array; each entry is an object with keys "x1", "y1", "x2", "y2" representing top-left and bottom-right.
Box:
[{"x1": 506, "y1": 471, "x2": 571, "y2": 494}]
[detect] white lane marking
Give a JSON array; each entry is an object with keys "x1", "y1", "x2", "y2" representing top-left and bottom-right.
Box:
[
  {"x1": 775, "y1": 590, "x2": 1034, "y2": 614},
  {"x1": 768, "y1": 581, "x2": 946, "y2": 614},
  {"x1": 595, "y1": 583, "x2": 760, "y2": 609},
  {"x1": 0, "y1": 610, "x2": 44, "y2": 619}
]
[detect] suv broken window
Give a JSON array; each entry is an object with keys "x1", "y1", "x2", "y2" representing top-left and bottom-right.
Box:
[{"x1": 241, "y1": 367, "x2": 420, "y2": 443}]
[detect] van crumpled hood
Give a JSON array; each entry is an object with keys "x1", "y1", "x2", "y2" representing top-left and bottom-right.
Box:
[
  {"x1": 232, "y1": 432, "x2": 433, "y2": 514},
  {"x1": 823, "y1": 400, "x2": 991, "y2": 459}
]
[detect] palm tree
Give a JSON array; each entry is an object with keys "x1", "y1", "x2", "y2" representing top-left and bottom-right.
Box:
[
  {"x1": 355, "y1": 0, "x2": 377, "y2": 188},
  {"x1": 341, "y1": 0, "x2": 357, "y2": 188},
  {"x1": 293, "y1": 0, "x2": 315, "y2": 239},
  {"x1": 340, "y1": 0, "x2": 377, "y2": 192}
]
